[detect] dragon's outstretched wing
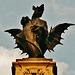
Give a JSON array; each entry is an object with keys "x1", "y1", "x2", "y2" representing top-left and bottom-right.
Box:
[
  {"x1": 46, "y1": 23, "x2": 74, "y2": 52},
  {"x1": 5, "y1": 29, "x2": 22, "y2": 36},
  {"x1": 5, "y1": 29, "x2": 25, "y2": 51}
]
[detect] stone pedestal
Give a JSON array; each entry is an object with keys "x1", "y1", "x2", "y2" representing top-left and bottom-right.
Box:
[{"x1": 12, "y1": 58, "x2": 57, "y2": 75}]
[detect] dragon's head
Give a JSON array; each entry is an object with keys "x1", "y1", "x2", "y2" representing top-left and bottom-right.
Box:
[{"x1": 32, "y1": 4, "x2": 44, "y2": 19}]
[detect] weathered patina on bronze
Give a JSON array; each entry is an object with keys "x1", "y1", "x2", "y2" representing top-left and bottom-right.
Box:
[{"x1": 5, "y1": 4, "x2": 74, "y2": 58}]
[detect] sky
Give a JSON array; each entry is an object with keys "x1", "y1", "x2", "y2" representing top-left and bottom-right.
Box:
[{"x1": 0, "y1": 0, "x2": 75, "y2": 75}]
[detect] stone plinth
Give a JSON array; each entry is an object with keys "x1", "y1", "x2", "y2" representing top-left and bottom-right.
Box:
[{"x1": 12, "y1": 58, "x2": 57, "y2": 75}]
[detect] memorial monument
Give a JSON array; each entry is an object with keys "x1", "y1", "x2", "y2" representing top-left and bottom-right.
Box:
[{"x1": 5, "y1": 4, "x2": 74, "y2": 75}]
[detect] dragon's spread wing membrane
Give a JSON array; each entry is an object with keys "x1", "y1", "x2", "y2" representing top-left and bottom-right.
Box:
[
  {"x1": 5, "y1": 29, "x2": 22, "y2": 36},
  {"x1": 5, "y1": 29, "x2": 24, "y2": 50},
  {"x1": 47, "y1": 23, "x2": 74, "y2": 52}
]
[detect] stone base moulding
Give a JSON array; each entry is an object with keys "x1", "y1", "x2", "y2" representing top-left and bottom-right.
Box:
[{"x1": 12, "y1": 58, "x2": 57, "y2": 75}]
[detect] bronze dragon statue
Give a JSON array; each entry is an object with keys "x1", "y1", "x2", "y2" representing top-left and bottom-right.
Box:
[{"x1": 5, "y1": 4, "x2": 74, "y2": 58}]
